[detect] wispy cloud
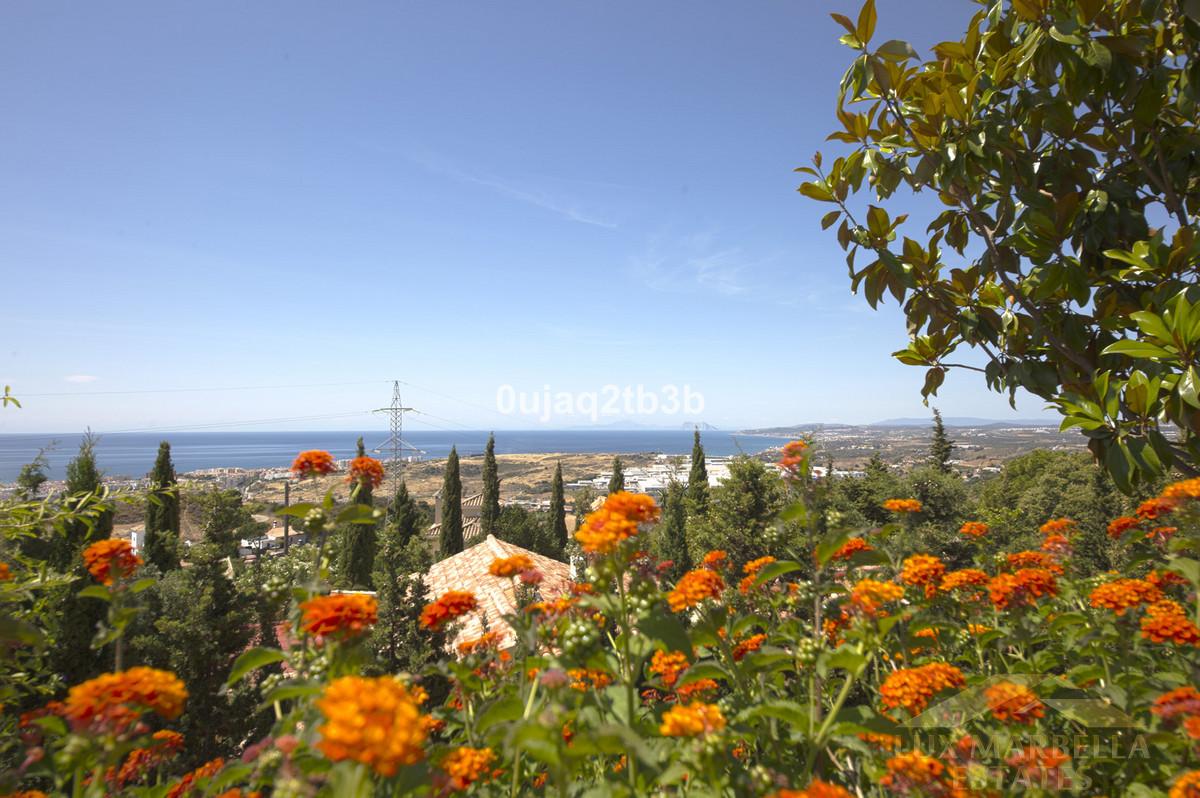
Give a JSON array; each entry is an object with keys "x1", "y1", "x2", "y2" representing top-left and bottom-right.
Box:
[
  {"x1": 64, "y1": 375, "x2": 98, "y2": 383},
  {"x1": 410, "y1": 154, "x2": 617, "y2": 229},
  {"x1": 631, "y1": 233, "x2": 759, "y2": 296}
]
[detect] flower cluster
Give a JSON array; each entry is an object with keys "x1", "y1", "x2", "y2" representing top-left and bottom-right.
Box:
[
  {"x1": 984, "y1": 681, "x2": 1043, "y2": 725},
  {"x1": 882, "y1": 498, "x2": 922, "y2": 513},
  {"x1": 1141, "y1": 601, "x2": 1200, "y2": 646},
  {"x1": 488, "y1": 554, "x2": 534, "y2": 577},
  {"x1": 988, "y1": 568, "x2": 1057, "y2": 610},
  {"x1": 830, "y1": 537, "x2": 872, "y2": 561},
  {"x1": 299, "y1": 593, "x2": 379, "y2": 639},
  {"x1": 739, "y1": 555, "x2": 777, "y2": 593},
  {"x1": 82, "y1": 539, "x2": 142, "y2": 586},
  {"x1": 900, "y1": 554, "x2": 945, "y2": 598},
  {"x1": 64, "y1": 667, "x2": 188, "y2": 729},
  {"x1": 315, "y1": 676, "x2": 428, "y2": 776},
  {"x1": 959, "y1": 521, "x2": 988, "y2": 538},
  {"x1": 778, "y1": 440, "x2": 809, "y2": 476},
  {"x1": 732, "y1": 633, "x2": 767, "y2": 662},
  {"x1": 347, "y1": 455, "x2": 385, "y2": 488},
  {"x1": 420, "y1": 591, "x2": 478, "y2": 630},
  {"x1": 1089, "y1": 578, "x2": 1163, "y2": 616},
  {"x1": 575, "y1": 492, "x2": 659, "y2": 554},
  {"x1": 668, "y1": 568, "x2": 725, "y2": 612},
  {"x1": 879, "y1": 663, "x2": 965, "y2": 716},
  {"x1": 649, "y1": 650, "x2": 690, "y2": 687},
  {"x1": 849, "y1": 579, "x2": 904, "y2": 615},
  {"x1": 439, "y1": 747, "x2": 496, "y2": 791},
  {"x1": 659, "y1": 701, "x2": 726, "y2": 737},
  {"x1": 290, "y1": 449, "x2": 336, "y2": 478}
]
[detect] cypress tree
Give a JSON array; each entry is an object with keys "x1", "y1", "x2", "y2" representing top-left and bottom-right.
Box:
[
  {"x1": 439, "y1": 446, "x2": 464, "y2": 558},
  {"x1": 480, "y1": 433, "x2": 501, "y2": 535},
  {"x1": 339, "y1": 437, "x2": 378, "y2": 588},
  {"x1": 687, "y1": 428, "x2": 708, "y2": 515},
  {"x1": 144, "y1": 441, "x2": 181, "y2": 572},
  {"x1": 51, "y1": 433, "x2": 113, "y2": 686},
  {"x1": 608, "y1": 456, "x2": 625, "y2": 494},
  {"x1": 548, "y1": 462, "x2": 568, "y2": 557},
  {"x1": 930, "y1": 409, "x2": 955, "y2": 474},
  {"x1": 372, "y1": 513, "x2": 443, "y2": 675},
  {"x1": 656, "y1": 480, "x2": 692, "y2": 582},
  {"x1": 15, "y1": 447, "x2": 50, "y2": 499}
]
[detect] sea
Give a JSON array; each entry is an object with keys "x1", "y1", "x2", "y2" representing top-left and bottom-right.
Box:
[{"x1": 0, "y1": 430, "x2": 794, "y2": 482}]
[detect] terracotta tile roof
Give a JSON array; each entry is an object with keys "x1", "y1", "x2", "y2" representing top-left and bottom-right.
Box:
[
  {"x1": 425, "y1": 535, "x2": 573, "y2": 651},
  {"x1": 427, "y1": 517, "x2": 484, "y2": 546}
]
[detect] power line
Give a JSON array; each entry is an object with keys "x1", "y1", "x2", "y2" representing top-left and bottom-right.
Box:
[{"x1": 19, "y1": 379, "x2": 390, "y2": 398}]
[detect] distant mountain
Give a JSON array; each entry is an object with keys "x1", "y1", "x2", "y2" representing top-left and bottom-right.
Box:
[{"x1": 870, "y1": 417, "x2": 1053, "y2": 428}]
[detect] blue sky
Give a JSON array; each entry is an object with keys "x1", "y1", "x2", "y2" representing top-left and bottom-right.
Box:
[{"x1": 0, "y1": 0, "x2": 1054, "y2": 434}]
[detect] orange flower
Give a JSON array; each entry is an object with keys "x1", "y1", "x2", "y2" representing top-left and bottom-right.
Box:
[
  {"x1": 732, "y1": 633, "x2": 767, "y2": 662},
  {"x1": 488, "y1": 554, "x2": 534, "y2": 577},
  {"x1": 1152, "y1": 687, "x2": 1200, "y2": 720},
  {"x1": 82, "y1": 539, "x2": 142, "y2": 586},
  {"x1": 575, "y1": 507, "x2": 639, "y2": 554},
  {"x1": 959, "y1": 521, "x2": 988, "y2": 538},
  {"x1": 701, "y1": 550, "x2": 728, "y2": 569},
  {"x1": 767, "y1": 782, "x2": 854, "y2": 798},
  {"x1": 113, "y1": 730, "x2": 185, "y2": 787},
  {"x1": 316, "y1": 676, "x2": 428, "y2": 776},
  {"x1": 675, "y1": 678, "x2": 718, "y2": 700},
  {"x1": 830, "y1": 538, "x2": 873, "y2": 561},
  {"x1": 300, "y1": 593, "x2": 378, "y2": 639},
  {"x1": 967, "y1": 623, "x2": 991, "y2": 635},
  {"x1": 779, "y1": 440, "x2": 809, "y2": 476},
  {"x1": 988, "y1": 568, "x2": 1057, "y2": 610},
  {"x1": 649, "y1": 650, "x2": 690, "y2": 687},
  {"x1": 1039, "y1": 518, "x2": 1076, "y2": 536},
  {"x1": 1089, "y1": 578, "x2": 1163, "y2": 616},
  {"x1": 1141, "y1": 601, "x2": 1200, "y2": 646},
  {"x1": 456, "y1": 631, "x2": 503, "y2": 657},
  {"x1": 1041, "y1": 533, "x2": 1071, "y2": 555},
  {"x1": 668, "y1": 568, "x2": 725, "y2": 612},
  {"x1": 985, "y1": 681, "x2": 1043, "y2": 725},
  {"x1": 165, "y1": 759, "x2": 223, "y2": 798},
  {"x1": 1107, "y1": 516, "x2": 1141, "y2": 539},
  {"x1": 3, "y1": 792, "x2": 50, "y2": 798},
  {"x1": 850, "y1": 579, "x2": 905, "y2": 615},
  {"x1": 858, "y1": 731, "x2": 902, "y2": 750},
  {"x1": 659, "y1": 700, "x2": 726, "y2": 737},
  {"x1": 1170, "y1": 771, "x2": 1200, "y2": 798},
  {"x1": 1005, "y1": 550, "x2": 1063, "y2": 573},
  {"x1": 440, "y1": 747, "x2": 496, "y2": 791},
  {"x1": 1185, "y1": 716, "x2": 1200, "y2": 740},
  {"x1": 602, "y1": 491, "x2": 661, "y2": 523},
  {"x1": 939, "y1": 568, "x2": 988, "y2": 593},
  {"x1": 1149, "y1": 569, "x2": 1188, "y2": 589},
  {"x1": 0, "y1": 562, "x2": 11, "y2": 581},
  {"x1": 882, "y1": 498, "x2": 922, "y2": 513},
  {"x1": 290, "y1": 449, "x2": 336, "y2": 478},
  {"x1": 64, "y1": 667, "x2": 187, "y2": 729},
  {"x1": 568, "y1": 669, "x2": 612, "y2": 691},
  {"x1": 420, "y1": 591, "x2": 478, "y2": 630},
  {"x1": 347, "y1": 456, "x2": 385, "y2": 488},
  {"x1": 879, "y1": 750, "x2": 945, "y2": 791},
  {"x1": 1149, "y1": 526, "x2": 1180, "y2": 545},
  {"x1": 1007, "y1": 746, "x2": 1069, "y2": 784},
  {"x1": 879, "y1": 663, "x2": 965, "y2": 716},
  {"x1": 1163, "y1": 478, "x2": 1200, "y2": 501},
  {"x1": 738, "y1": 556, "x2": 777, "y2": 593},
  {"x1": 900, "y1": 554, "x2": 945, "y2": 598},
  {"x1": 1138, "y1": 497, "x2": 1178, "y2": 520}
]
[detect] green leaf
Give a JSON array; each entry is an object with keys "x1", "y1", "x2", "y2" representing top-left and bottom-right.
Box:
[
  {"x1": 815, "y1": 529, "x2": 853, "y2": 566},
  {"x1": 1101, "y1": 340, "x2": 1174, "y2": 360},
  {"x1": 740, "y1": 699, "x2": 810, "y2": 729},
  {"x1": 876, "y1": 39, "x2": 917, "y2": 61},
  {"x1": 227, "y1": 647, "x2": 287, "y2": 686},
  {"x1": 637, "y1": 612, "x2": 692, "y2": 654},
  {"x1": 678, "y1": 662, "x2": 728, "y2": 685},
  {"x1": 129, "y1": 577, "x2": 156, "y2": 594},
  {"x1": 77, "y1": 585, "x2": 112, "y2": 602},
  {"x1": 799, "y1": 182, "x2": 835, "y2": 202},
  {"x1": 477, "y1": 695, "x2": 524, "y2": 734},
  {"x1": 752, "y1": 560, "x2": 803, "y2": 589},
  {"x1": 855, "y1": 0, "x2": 876, "y2": 44}
]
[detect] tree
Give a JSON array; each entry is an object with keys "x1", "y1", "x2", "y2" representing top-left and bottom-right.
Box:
[
  {"x1": 194, "y1": 489, "x2": 257, "y2": 560},
  {"x1": 49, "y1": 433, "x2": 113, "y2": 686},
  {"x1": 547, "y1": 462, "x2": 568, "y2": 558},
  {"x1": 572, "y1": 487, "x2": 596, "y2": 530},
  {"x1": 129, "y1": 543, "x2": 263, "y2": 768},
  {"x1": 828, "y1": 452, "x2": 903, "y2": 528},
  {"x1": 144, "y1": 441, "x2": 181, "y2": 572},
  {"x1": 799, "y1": 0, "x2": 1200, "y2": 490},
  {"x1": 339, "y1": 437, "x2": 378, "y2": 588},
  {"x1": 439, "y1": 446, "x2": 463, "y2": 558},
  {"x1": 929, "y1": 409, "x2": 955, "y2": 474},
  {"x1": 480, "y1": 433, "x2": 501, "y2": 536},
  {"x1": 687, "y1": 428, "x2": 709, "y2": 515},
  {"x1": 494, "y1": 505, "x2": 556, "y2": 559},
  {"x1": 386, "y1": 480, "x2": 424, "y2": 549},
  {"x1": 372, "y1": 517, "x2": 443, "y2": 676},
  {"x1": 655, "y1": 481, "x2": 692, "y2": 582},
  {"x1": 15, "y1": 446, "x2": 51, "y2": 499},
  {"x1": 608, "y1": 457, "x2": 625, "y2": 494},
  {"x1": 687, "y1": 456, "x2": 785, "y2": 569}
]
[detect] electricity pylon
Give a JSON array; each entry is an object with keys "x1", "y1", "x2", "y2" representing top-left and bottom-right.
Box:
[{"x1": 372, "y1": 381, "x2": 423, "y2": 489}]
